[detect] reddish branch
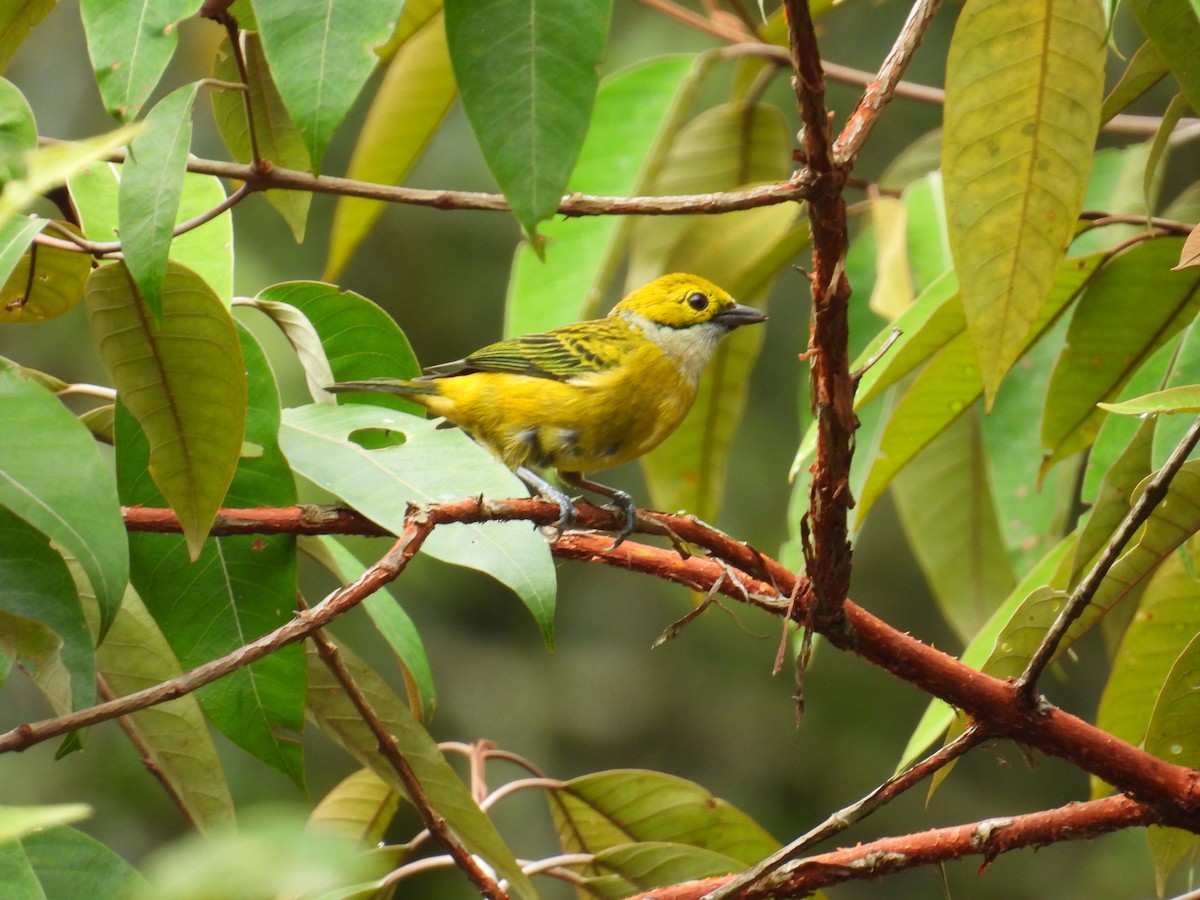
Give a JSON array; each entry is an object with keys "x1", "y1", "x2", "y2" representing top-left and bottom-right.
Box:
[{"x1": 630, "y1": 794, "x2": 1164, "y2": 898}]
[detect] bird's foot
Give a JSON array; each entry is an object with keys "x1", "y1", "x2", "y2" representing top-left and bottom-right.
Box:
[{"x1": 603, "y1": 489, "x2": 637, "y2": 550}]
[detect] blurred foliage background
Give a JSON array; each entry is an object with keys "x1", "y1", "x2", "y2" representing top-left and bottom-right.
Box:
[{"x1": 3, "y1": 1, "x2": 1195, "y2": 896}]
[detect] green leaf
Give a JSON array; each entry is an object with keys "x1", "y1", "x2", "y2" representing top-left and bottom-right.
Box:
[
  {"x1": 254, "y1": 280, "x2": 422, "y2": 414},
  {"x1": 505, "y1": 53, "x2": 706, "y2": 336},
  {"x1": 1152, "y1": 323, "x2": 1200, "y2": 469},
  {"x1": 0, "y1": 213, "x2": 47, "y2": 287},
  {"x1": 1144, "y1": 629, "x2": 1200, "y2": 891},
  {"x1": 118, "y1": 82, "x2": 201, "y2": 320},
  {"x1": 0, "y1": 366, "x2": 127, "y2": 635},
  {"x1": 1070, "y1": 144, "x2": 1156, "y2": 257},
  {"x1": 641, "y1": 203, "x2": 800, "y2": 522},
  {"x1": 116, "y1": 325, "x2": 303, "y2": 788},
  {"x1": 1144, "y1": 93, "x2": 1188, "y2": 218},
  {"x1": 86, "y1": 261, "x2": 246, "y2": 560},
  {"x1": 303, "y1": 534, "x2": 436, "y2": 721},
  {"x1": 902, "y1": 173, "x2": 953, "y2": 292},
  {"x1": 17, "y1": 825, "x2": 144, "y2": 898},
  {"x1": 1042, "y1": 237, "x2": 1200, "y2": 468},
  {"x1": 1126, "y1": 0, "x2": 1200, "y2": 114},
  {"x1": 279, "y1": 402, "x2": 558, "y2": 646},
  {"x1": 324, "y1": 11, "x2": 455, "y2": 278},
  {"x1": 573, "y1": 842, "x2": 748, "y2": 899},
  {"x1": 892, "y1": 408, "x2": 1016, "y2": 641},
  {"x1": 70, "y1": 164, "x2": 234, "y2": 306},
  {"x1": 378, "y1": 0, "x2": 443, "y2": 56},
  {"x1": 867, "y1": 195, "x2": 914, "y2": 318},
  {"x1": 308, "y1": 767, "x2": 402, "y2": 847},
  {"x1": 1099, "y1": 385, "x2": 1200, "y2": 415},
  {"x1": 0, "y1": 78, "x2": 36, "y2": 183},
  {"x1": 0, "y1": 125, "x2": 139, "y2": 228},
  {"x1": 0, "y1": 805, "x2": 91, "y2": 844},
  {"x1": 79, "y1": 0, "x2": 195, "y2": 120},
  {"x1": 445, "y1": 0, "x2": 612, "y2": 237},
  {"x1": 211, "y1": 32, "x2": 312, "y2": 241},
  {"x1": 0, "y1": 508, "x2": 96, "y2": 714},
  {"x1": 942, "y1": 0, "x2": 1106, "y2": 402},
  {"x1": 0, "y1": 1, "x2": 56, "y2": 73},
  {"x1": 90, "y1": 585, "x2": 236, "y2": 833},
  {"x1": 252, "y1": 0, "x2": 404, "y2": 171},
  {"x1": 1094, "y1": 549, "x2": 1200, "y2": 796},
  {"x1": 1100, "y1": 41, "x2": 1168, "y2": 125},
  {"x1": 549, "y1": 769, "x2": 779, "y2": 865},
  {"x1": 305, "y1": 644, "x2": 537, "y2": 900},
  {"x1": 0, "y1": 222, "x2": 92, "y2": 324}
]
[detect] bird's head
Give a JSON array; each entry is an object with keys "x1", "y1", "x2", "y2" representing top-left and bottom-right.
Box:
[{"x1": 612, "y1": 273, "x2": 767, "y2": 331}]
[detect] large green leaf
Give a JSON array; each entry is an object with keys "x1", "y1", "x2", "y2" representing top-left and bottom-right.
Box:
[
  {"x1": 12, "y1": 826, "x2": 144, "y2": 898},
  {"x1": 116, "y1": 326, "x2": 303, "y2": 787},
  {"x1": 1150, "y1": 322, "x2": 1200, "y2": 469},
  {"x1": 211, "y1": 32, "x2": 311, "y2": 242},
  {"x1": 942, "y1": 0, "x2": 1106, "y2": 401},
  {"x1": 305, "y1": 644, "x2": 537, "y2": 900},
  {"x1": 117, "y1": 82, "x2": 200, "y2": 320},
  {"x1": 1042, "y1": 237, "x2": 1200, "y2": 468},
  {"x1": 324, "y1": 11, "x2": 456, "y2": 278},
  {"x1": 0, "y1": 509, "x2": 96, "y2": 714},
  {"x1": 505, "y1": 53, "x2": 705, "y2": 336},
  {"x1": 279, "y1": 402, "x2": 558, "y2": 646},
  {"x1": 1126, "y1": 0, "x2": 1200, "y2": 113},
  {"x1": 549, "y1": 769, "x2": 779, "y2": 865},
  {"x1": 79, "y1": 0, "x2": 194, "y2": 120},
  {"x1": 573, "y1": 843, "x2": 749, "y2": 899},
  {"x1": 69, "y1": 165, "x2": 234, "y2": 305},
  {"x1": 90, "y1": 585, "x2": 236, "y2": 833},
  {"x1": 0, "y1": 77, "x2": 36, "y2": 182},
  {"x1": 892, "y1": 409, "x2": 1016, "y2": 641},
  {"x1": 252, "y1": 0, "x2": 404, "y2": 171},
  {"x1": 86, "y1": 261, "x2": 246, "y2": 559},
  {"x1": 0, "y1": 2, "x2": 55, "y2": 73},
  {"x1": 445, "y1": 0, "x2": 612, "y2": 237},
  {"x1": 0, "y1": 365, "x2": 127, "y2": 634},
  {"x1": 1100, "y1": 385, "x2": 1200, "y2": 416}
]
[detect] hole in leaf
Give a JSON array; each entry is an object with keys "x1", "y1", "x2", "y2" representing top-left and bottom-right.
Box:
[{"x1": 349, "y1": 428, "x2": 407, "y2": 449}]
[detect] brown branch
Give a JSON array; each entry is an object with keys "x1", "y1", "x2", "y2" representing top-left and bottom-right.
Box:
[
  {"x1": 1014, "y1": 414, "x2": 1200, "y2": 708},
  {"x1": 833, "y1": 0, "x2": 942, "y2": 164},
  {"x1": 308, "y1": 622, "x2": 509, "y2": 899},
  {"x1": 630, "y1": 794, "x2": 1164, "y2": 898},
  {"x1": 707, "y1": 723, "x2": 991, "y2": 899},
  {"x1": 785, "y1": 0, "x2": 855, "y2": 624}
]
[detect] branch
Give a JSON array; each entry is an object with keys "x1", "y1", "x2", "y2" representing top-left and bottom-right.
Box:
[
  {"x1": 637, "y1": 795, "x2": 1164, "y2": 898},
  {"x1": 1015, "y1": 414, "x2": 1200, "y2": 707}
]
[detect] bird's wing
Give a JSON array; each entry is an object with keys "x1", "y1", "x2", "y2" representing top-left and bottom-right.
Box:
[{"x1": 425, "y1": 320, "x2": 628, "y2": 382}]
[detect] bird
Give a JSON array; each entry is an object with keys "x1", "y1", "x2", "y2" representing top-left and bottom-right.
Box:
[{"x1": 326, "y1": 273, "x2": 767, "y2": 546}]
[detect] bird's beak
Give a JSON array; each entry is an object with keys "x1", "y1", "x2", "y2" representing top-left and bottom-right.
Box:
[{"x1": 712, "y1": 303, "x2": 768, "y2": 328}]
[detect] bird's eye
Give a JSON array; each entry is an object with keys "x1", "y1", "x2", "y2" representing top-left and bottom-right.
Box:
[{"x1": 686, "y1": 292, "x2": 708, "y2": 311}]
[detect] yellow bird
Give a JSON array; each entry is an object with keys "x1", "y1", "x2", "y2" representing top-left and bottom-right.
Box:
[{"x1": 327, "y1": 273, "x2": 766, "y2": 544}]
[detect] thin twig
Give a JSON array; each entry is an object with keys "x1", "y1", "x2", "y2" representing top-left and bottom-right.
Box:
[
  {"x1": 217, "y1": 16, "x2": 263, "y2": 166},
  {"x1": 637, "y1": 0, "x2": 750, "y2": 42},
  {"x1": 834, "y1": 0, "x2": 943, "y2": 164},
  {"x1": 1014, "y1": 415, "x2": 1200, "y2": 708},
  {"x1": 703, "y1": 724, "x2": 990, "y2": 899},
  {"x1": 307, "y1": 621, "x2": 510, "y2": 900}
]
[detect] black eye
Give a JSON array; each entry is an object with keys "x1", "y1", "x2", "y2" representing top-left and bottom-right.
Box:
[{"x1": 686, "y1": 292, "x2": 708, "y2": 311}]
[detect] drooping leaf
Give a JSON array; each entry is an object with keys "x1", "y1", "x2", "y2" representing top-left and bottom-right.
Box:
[
  {"x1": 867, "y1": 195, "x2": 914, "y2": 318},
  {"x1": 308, "y1": 767, "x2": 402, "y2": 847},
  {"x1": 0, "y1": 509, "x2": 96, "y2": 714},
  {"x1": 279, "y1": 402, "x2": 557, "y2": 646},
  {"x1": 1099, "y1": 385, "x2": 1200, "y2": 415},
  {"x1": 0, "y1": 213, "x2": 47, "y2": 289},
  {"x1": 0, "y1": 77, "x2": 36, "y2": 182},
  {"x1": 445, "y1": 0, "x2": 612, "y2": 238},
  {"x1": 0, "y1": 2, "x2": 56, "y2": 74},
  {"x1": 1126, "y1": 0, "x2": 1200, "y2": 113},
  {"x1": 942, "y1": 0, "x2": 1106, "y2": 402},
  {"x1": 79, "y1": 0, "x2": 195, "y2": 120},
  {"x1": 15, "y1": 825, "x2": 144, "y2": 898},
  {"x1": 892, "y1": 408, "x2": 1016, "y2": 641},
  {"x1": 1176, "y1": 223, "x2": 1200, "y2": 270},
  {"x1": 1151, "y1": 323, "x2": 1200, "y2": 470},
  {"x1": 0, "y1": 221, "x2": 91, "y2": 323},
  {"x1": 1143, "y1": 93, "x2": 1188, "y2": 219},
  {"x1": 0, "y1": 365, "x2": 127, "y2": 635},
  {"x1": 86, "y1": 261, "x2": 246, "y2": 560},
  {"x1": 116, "y1": 325, "x2": 303, "y2": 788},
  {"x1": 324, "y1": 11, "x2": 455, "y2": 278},
  {"x1": 117, "y1": 82, "x2": 201, "y2": 319},
  {"x1": 252, "y1": 0, "x2": 405, "y2": 171},
  {"x1": 1042, "y1": 237, "x2": 1200, "y2": 469},
  {"x1": 305, "y1": 644, "x2": 537, "y2": 900},
  {"x1": 211, "y1": 32, "x2": 312, "y2": 241},
  {"x1": 1100, "y1": 41, "x2": 1168, "y2": 125},
  {"x1": 506, "y1": 53, "x2": 706, "y2": 337},
  {"x1": 70, "y1": 164, "x2": 233, "y2": 306}
]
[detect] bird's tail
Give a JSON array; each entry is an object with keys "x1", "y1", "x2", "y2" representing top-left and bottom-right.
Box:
[{"x1": 325, "y1": 378, "x2": 440, "y2": 397}]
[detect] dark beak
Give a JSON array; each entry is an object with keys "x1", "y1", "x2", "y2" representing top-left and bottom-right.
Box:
[{"x1": 713, "y1": 303, "x2": 768, "y2": 328}]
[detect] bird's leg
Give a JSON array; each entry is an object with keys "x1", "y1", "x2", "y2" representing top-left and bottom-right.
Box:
[
  {"x1": 516, "y1": 466, "x2": 576, "y2": 539},
  {"x1": 559, "y1": 471, "x2": 637, "y2": 548}
]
